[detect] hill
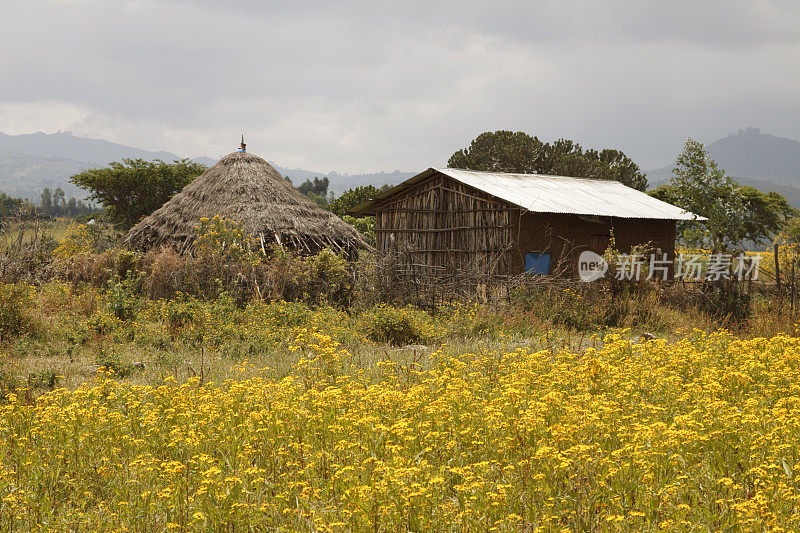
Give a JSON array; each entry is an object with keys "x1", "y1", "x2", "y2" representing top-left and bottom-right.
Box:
[
  {"x1": 11, "y1": 128, "x2": 798, "y2": 207},
  {"x1": 0, "y1": 131, "x2": 212, "y2": 200},
  {"x1": 0, "y1": 131, "x2": 409, "y2": 201}
]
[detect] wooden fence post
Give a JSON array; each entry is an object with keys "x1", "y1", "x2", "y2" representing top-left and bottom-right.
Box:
[
  {"x1": 789, "y1": 261, "x2": 794, "y2": 315},
  {"x1": 775, "y1": 243, "x2": 781, "y2": 297}
]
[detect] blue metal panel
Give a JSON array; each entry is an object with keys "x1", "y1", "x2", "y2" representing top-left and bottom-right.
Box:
[{"x1": 525, "y1": 252, "x2": 551, "y2": 275}]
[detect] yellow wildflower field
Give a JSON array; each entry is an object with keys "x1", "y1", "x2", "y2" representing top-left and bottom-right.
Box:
[{"x1": 1, "y1": 329, "x2": 799, "y2": 530}]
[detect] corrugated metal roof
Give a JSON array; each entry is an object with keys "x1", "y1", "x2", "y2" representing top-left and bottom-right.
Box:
[{"x1": 350, "y1": 168, "x2": 704, "y2": 221}]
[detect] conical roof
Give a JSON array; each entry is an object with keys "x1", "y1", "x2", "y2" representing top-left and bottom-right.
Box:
[{"x1": 125, "y1": 151, "x2": 369, "y2": 256}]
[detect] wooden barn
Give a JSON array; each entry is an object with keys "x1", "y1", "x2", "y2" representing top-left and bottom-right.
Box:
[{"x1": 349, "y1": 168, "x2": 700, "y2": 278}]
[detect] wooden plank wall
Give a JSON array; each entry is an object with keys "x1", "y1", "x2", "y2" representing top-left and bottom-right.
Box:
[{"x1": 373, "y1": 174, "x2": 515, "y2": 278}]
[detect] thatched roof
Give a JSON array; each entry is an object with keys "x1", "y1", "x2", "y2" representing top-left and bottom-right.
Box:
[{"x1": 125, "y1": 151, "x2": 369, "y2": 256}]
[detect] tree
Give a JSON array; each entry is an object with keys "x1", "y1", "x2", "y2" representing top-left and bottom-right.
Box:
[
  {"x1": 783, "y1": 217, "x2": 800, "y2": 244},
  {"x1": 325, "y1": 185, "x2": 391, "y2": 245},
  {"x1": 65, "y1": 197, "x2": 78, "y2": 217},
  {"x1": 40, "y1": 188, "x2": 53, "y2": 214},
  {"x1": 738, "y1": 186, "x2": 797, "y2": 246},
  {"x1": 295, "y1": 177, "x2": 330, "y2": 207},
  {"x1": 588, "y1": 149, "x2": 648, "y2": 191},
  {"x1": 447, "y1": 130, "x2": 648, "y2": 190},
  {"x1": 448, "y1": 131, "x2": 545, "y2": 174},
  {"x1": 0, "y1": 193, "x2": 34, "y2": 221},
  {"x1": 649, "y1": 139, "x2": 797, "y2": 251},
  {"x1": 326, "y1": 185, "x2": 390, "y2": 217},
  {"x1": 53, "y1": 187, "x2": 66, "y2": 216},
  {"x1": 70, "y1": 158, "x2": 206, "y2": 229},
  {"x1": 296, "y1": 177, "x2": 329, "y2": 197}
]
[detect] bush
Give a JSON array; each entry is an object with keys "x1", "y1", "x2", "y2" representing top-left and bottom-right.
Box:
[
  {"x1": 28, "y1": 369, "x2": 60, "y2": 391},
  {"x1": 106, "y1": 275, "x2": 141, "y2": 321},
  {"x1": 143, "y1": 237, "x2": 356, "y2": 305},
  {"x1": 143, "y1": 248, "x2": 191, "y2": 300},
  {"x1": 508, "y1": 280, "x2": 693, "y2": 333},
  {"x1": 257, "y1": 300, "x2": 312, "y2": 329},
  {"x1": 341, "y1": 215, "x2": 375, "y2": 244},
  {"x1": 194, "y1": 216, "x2": 262, "y2": 266},
  {"x1": 95, "y1": 355, "x2": 134, "y2": 378},
  {"x1": 0, "y1": 223, "x2": 55, "y2": 284},
  {"x1": 700, "y1": 283, "x2": 751, "y2": 325},
  {"x1": 54, "y1": 248, "x2": 143, "y2": 288},
  {"x1": 112, "y1": 249, "x2": 142, "y2": 279},
  {"x1": 359, "y1": 305, "x2": 440, "y2": 346},
  {"x1": 303, "y1": 248, "x2": 350, "y2": 305},
  {"x1": 0, "y1": 283, "x2": 40, "y2": 341},
  {"x1": 52, "y1": 222, "x2": 112, "y2": 260},
  {"x1": 510, "y1": 283, "x2": 607, "y2": 331}
]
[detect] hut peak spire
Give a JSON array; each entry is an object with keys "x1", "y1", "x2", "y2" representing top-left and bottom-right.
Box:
[{"x1": 237, "y1": 135, "x2": 246, "y2": 153}]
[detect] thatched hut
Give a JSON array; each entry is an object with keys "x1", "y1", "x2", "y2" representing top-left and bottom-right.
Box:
[{"x1": 125, "y1": 148, "x2": 368, "y2": 257}]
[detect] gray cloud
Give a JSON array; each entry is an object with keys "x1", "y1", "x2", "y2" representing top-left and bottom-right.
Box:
[{"x1": 1, "y1": 0, "x2": 799, "y2": 173}]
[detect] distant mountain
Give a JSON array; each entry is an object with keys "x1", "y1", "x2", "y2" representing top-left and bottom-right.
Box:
[
  {"x1": 647, "y1": 127, "x2": 800, "y2": 208},
  {"x1": 0, "y1": 131, "x2": 211, "y2": 201},
  {"x1": 0, "y1": 131, "x2": 179, "y2": 167},
  {"x1": 707, "y1": 128, "x2": 800, "y2": 183},
  {"x1": 0, "y1": 152, "x2": 88, "y2": 199},
  {"x1": 0, "y1": 131, "x2": 410, "y2": 202}
]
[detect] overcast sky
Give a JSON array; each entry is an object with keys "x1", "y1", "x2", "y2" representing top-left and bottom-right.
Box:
[{"x1": 1, "y1": 0, "x2": 799, "y2": 173}]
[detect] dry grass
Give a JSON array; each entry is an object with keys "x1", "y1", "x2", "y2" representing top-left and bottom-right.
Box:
[{"x1": 1, "y1": 276, "x2": 796, "y2": 399}]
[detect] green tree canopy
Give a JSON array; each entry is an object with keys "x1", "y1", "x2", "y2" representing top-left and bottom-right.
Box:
[
  {"x1": 70, "y1": 158, "x2": 206, "y2": 229},
  {"x1": 296, "y1": 177, "x2": 329, "y2": 197},
  {"x1": 648, "y1": 139, "x2": 797, "y2": 251},
  {"x1": 325, "y1": 185, "x2": 391, "y2": 245},
  {"x1": 36, "y1": 187, "x2": 95, "y2": 218},
  {"x1": 448, "y1": 131, "x2": 545, "y2": 174},
  {"x1": 782, "y1": 217, "x2": 800, "y2": 245},
  {"x1": 447, "y1": 130, "x2": 648, "y2": 190},
  {"x1": 738, "y1": 186, "x2": 797, "y2": 246},
  {"x1": 0, "y1": 193, "x2": 35, "y2": 221},
  {"x1": 326, "y1": 185, "x2": 390, "y2": 218},
  {"x1": 295, "y1": 177, "x2": 330, "y2": 207}
]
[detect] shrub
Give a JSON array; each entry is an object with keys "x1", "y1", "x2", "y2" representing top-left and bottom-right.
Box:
[
  {"x1": 359, "y1": 305, "x2": 440, "y2": 346},
  {"x1": 0, "y1": 283, "x2": 40, "y2": 341},
  {"x1": 303, "y1": 248, "x2": 350, "y2": 305},
  {"x1": 95, "y1": 355, "x2": 133, "y2": 378},
  {"x1": 54, "y1": 248, "x2": 143, "y2": 289},
  {"x1": 0, "y1": 222, "x2": 55, "y2": 284},
  {"x1": 700, "y1": 283, "x2": 751, "y2": 325},
  {"x1": 194, "y1": 216, "x2": 262, "y2": 266},
  {"x1": 112, "y1": 249, "x2": 142, "y2": 279},
  {"x1": 161, "y1": 296, "x2": 198, "y2": 339},
  {"x1": 52, "y1": 222, "x2": 112, "y2": 260},
  {"x1": 257, "y1": 248, "x2": 307, "y2": 301},
  {"x1": 143, "y1": 248, "x2": 191, "y2": 300},
  {"x1": 28, "y1": 369, "x2": 59, "y2": 391},
  {"x1": 510, "y1": 283, "x2": 606, "y2": 331},
  {"x1": 341, "y1": 215, "x2": 375, "y2": 244},
  {"x1": 257, "y1": 300, "x2": 312, "y2": 329},
  {"x1": 436, "y1": 301, "x2": 501, "y2": 338},
  {"x1": 106, "y1": 275, "x2": 141, "y2": 321}
]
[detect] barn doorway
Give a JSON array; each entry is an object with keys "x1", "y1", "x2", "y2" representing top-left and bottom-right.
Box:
[{"x1": 525, "y1": 252, "x2": 551, "y2": 275}]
